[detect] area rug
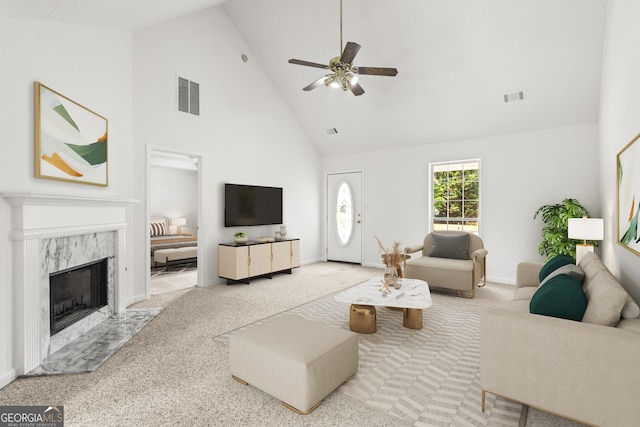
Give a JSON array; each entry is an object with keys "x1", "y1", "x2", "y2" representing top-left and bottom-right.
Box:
[{"x1": 214, "y1": 288, "x2": 523, "y2": 427}]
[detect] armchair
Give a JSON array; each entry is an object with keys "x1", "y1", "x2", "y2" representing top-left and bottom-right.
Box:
[{"x1": 403, "y1": 231, "x2": 487, "y2": 298}]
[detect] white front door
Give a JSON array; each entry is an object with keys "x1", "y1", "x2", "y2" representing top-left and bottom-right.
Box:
[{"x1": 327, "y1": 172, "x2": 362, "y2": 263}]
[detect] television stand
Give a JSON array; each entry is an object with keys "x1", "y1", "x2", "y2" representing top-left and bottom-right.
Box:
[{"x1": 218, "y1": 239, "x2": 300, "y2": 285}]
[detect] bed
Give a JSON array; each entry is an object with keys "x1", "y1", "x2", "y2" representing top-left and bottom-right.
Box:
[{"x1": 150, "y1": 217, "x2": 197, "y2": 268}]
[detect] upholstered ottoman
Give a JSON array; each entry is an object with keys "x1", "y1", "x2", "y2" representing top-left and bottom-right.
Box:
[
  {"x1": 153, "y1": 246, "x2": 197, "y2": 270},
  {"x1": 229, "y1": 314, "x2": 359, "y2": 414}
]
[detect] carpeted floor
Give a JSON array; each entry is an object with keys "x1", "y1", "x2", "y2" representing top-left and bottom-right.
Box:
[
  {"x1": 0, "y1": 262, "x2": 586, "y2": 426},
  {"x1": 150, "y1": 264, "x2": 197, "y2": 295}
]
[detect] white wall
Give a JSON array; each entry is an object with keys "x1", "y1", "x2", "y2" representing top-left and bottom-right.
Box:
[
  {"x1": 322, "y1": 123, "x2": 600, "y2": 284},
  {"x1": 132, "y1": 7, "x2": 323, "y2": 292},
  {"x1": 0, "y1": 18, "x2": 134, "y2": 387},
  {"x1": 599, "y1": 0, "x2": 640, "y2": 303},
  {"x1": 150, "y1": 166, "x2": 198, "y2": 233}
]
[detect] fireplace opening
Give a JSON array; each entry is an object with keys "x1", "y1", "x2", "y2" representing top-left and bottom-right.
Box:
[{"x1": 50, "y1": 258, "x2": 108, "y2": 335}]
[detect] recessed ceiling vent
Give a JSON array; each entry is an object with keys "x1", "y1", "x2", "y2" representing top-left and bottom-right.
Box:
[
  {"x1": 504, "y1": 90, "x2": 525, "y2": 103},
  {"x1": 326, "y1": 128, "x2": 338, "y2": 135}
]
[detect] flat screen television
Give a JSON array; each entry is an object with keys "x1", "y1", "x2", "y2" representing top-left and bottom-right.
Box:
[{"x1": 224, "y1": 183, "x2": 283, "y2": 227}]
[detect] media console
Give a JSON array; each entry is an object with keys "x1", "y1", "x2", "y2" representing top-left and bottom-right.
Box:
[{"x1": 218, "y1": 238, "x2": 300, "y2": 285}]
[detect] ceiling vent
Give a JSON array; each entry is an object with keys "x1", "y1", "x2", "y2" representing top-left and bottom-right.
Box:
[
  {"x1": 178, "y1": 76, "x2": 200, "y2": 116},
  {"x1": 326, "y1": 128, "x2": 338, "y2": 135},
  {"x1": 503, "y1": 90, "x2": 525, "y2": 103}
]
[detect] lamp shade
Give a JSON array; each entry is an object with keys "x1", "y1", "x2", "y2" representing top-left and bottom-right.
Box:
[
  {"x1": 171, "y1": 217, "x2": 186, "y2": 226},
  {"x1": 568, "y1": 218, "x2": 604, "y2": 241}
]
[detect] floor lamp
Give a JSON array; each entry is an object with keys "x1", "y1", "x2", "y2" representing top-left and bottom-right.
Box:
[{"x1": 568, "y1": 218, "x2": 603, "y2": 264}]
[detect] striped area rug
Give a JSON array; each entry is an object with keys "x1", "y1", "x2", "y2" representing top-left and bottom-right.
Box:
[{"x1": 215, "y1": 288, "x2": 522, "y2": 427}]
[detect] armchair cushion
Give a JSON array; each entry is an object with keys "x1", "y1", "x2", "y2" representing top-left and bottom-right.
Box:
[{"x1": 428, "y1": 232, "x2": 469, "y2": 260}]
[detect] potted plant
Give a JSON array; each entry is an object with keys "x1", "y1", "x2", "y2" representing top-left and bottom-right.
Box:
[
  {"x1": 233, "y1": 231, "x2": 248, "y2": 243},
  {"x1": 533, "y1": 198, "x2": 595, "y2": 260}
]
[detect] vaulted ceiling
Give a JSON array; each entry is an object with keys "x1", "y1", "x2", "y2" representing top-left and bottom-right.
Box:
[{"x1": 0, "y1": 0, "x2": 608, "y2": 156}]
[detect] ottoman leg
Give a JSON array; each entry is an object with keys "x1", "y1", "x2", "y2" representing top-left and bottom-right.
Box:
[
  {"x1": 232, "y1": 375, "x2": 248, "y2": 386},
  {"x1": 403, "y1": 308, "x2": 423, "y2": 329},
  {"x1": 280, "y1": 372, "x2": 357, "y2": 415},
  {"x1": 281, "y1": 400, "x2": 322, "y2": 415}
]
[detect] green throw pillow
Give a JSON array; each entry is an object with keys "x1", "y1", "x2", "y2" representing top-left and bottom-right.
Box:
[
  {"x1": 530, "y1": 274, "x2": 587, "y2": 321},
  {"x1": 538, "y1": 254, "x2": 576, "y2": 282}
]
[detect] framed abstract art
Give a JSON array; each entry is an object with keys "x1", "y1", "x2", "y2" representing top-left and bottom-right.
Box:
[
  {"x1": 617, "y1": 131, "x2": 640, "y2": 256},
  {"x1": 34, "y1": 82, "x2": 108, "y2": 186}
]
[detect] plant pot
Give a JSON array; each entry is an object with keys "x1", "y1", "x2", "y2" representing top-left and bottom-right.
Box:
[{"x1": 234, "y1": 237, "x2": 248, "y2": 244}]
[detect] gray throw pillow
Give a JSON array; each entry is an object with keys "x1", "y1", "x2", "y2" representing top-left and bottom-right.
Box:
[
  {"x1": 538, "y1": 264, "x2": 585, "y2": 288},
  {"x1": 428, "y1": 233, "x2": 470, "y2": 260}
]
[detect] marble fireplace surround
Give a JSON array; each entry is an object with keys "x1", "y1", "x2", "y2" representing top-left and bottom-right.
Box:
[{"x1": 2, "y1": 193, "x2": 136, "y2": 376}]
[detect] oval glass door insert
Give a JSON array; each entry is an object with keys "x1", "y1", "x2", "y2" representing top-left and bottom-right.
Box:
[{"x1": 336, "y1": 182, "x2": 354, "y2": 246}]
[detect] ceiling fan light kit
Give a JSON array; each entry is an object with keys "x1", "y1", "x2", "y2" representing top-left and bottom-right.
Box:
[{"x1": 288, "y1": 0, "x2": 398, "y2": 96}]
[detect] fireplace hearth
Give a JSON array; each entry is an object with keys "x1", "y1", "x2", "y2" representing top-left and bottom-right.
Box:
[{"x1": 50, "y1": 258, "x2": 108, "y2": 335}]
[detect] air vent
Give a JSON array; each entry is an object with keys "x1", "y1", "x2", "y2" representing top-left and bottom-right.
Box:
[
  {"x1": 178, "y1": 76, "x2": 200, "y2": 116},
  {"x1": 326, "y1": 128, "x2": 338, "y2": 135},
  {"x1": 503, "y1": 90, "x2": 525, "y2": 103}
]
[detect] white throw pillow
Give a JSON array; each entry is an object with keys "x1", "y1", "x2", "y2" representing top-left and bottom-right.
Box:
[{"x1": 622, "y1": 296, "x2": 640, "y2": 319}]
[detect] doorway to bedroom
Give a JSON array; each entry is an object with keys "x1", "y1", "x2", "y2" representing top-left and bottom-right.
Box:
[{"x1": 147, "y1": 147, "x2": 203, "y2": 296}]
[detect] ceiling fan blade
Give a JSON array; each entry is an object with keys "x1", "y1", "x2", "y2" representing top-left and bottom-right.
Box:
[
  {"x1": 356, "y1": 66, "x2": 398, "y2": 77},
  {"x1": 340, "y1": 42, "x2": 361, "y2": 64},
  {"x1": 288, "y1": 59, "x2": 329, "y2": 70},
  {"x1": 350, "y1": 82, "x2": 365, "y2": 96},
  {"x1": 302, "y1": 76, "x2": 326, "y2": 91}
]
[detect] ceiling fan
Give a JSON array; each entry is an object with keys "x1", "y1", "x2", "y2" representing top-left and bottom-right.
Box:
[{"x1": 288, "y1": 0, "x2": 398, "y2": 96}]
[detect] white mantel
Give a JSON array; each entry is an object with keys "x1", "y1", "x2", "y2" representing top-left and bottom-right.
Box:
[
  {"x1": 1, "y1": 192, "x2": 138, "y2": 375},
  {"x1": 2, "y1": 192, "x2": 137, "y2": 238}
]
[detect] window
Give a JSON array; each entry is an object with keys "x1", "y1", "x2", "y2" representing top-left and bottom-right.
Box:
[
  {"x1": 431, "y1": 160, "x2": 480, "y2": 233},
  {"x1": 335, "y1": 182, "x2": 354, "y2": 245}
]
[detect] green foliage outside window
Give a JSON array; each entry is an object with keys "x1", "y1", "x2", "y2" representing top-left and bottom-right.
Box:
[{"x1": 433, "y1": 162, "x2": 479, "y2": 232}]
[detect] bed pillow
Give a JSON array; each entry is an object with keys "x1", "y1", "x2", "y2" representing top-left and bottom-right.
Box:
[
  {"x1": 428, "y1": 233, "x2": 469, "y2": 260},
  {"x1": 150, "y1": 218, "x2": 167, "y2": 237}
]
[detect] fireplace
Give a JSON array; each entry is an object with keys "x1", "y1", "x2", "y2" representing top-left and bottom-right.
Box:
[
  {"x1": 50, "y1": 258, "x2": 108, "y2": 335},
  {"x1": 1, "y1": 192, "x2": 134, "y2": 377}
]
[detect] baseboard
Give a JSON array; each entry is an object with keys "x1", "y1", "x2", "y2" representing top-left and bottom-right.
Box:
[
  {"x1": 487, "y1": 276, "x2": 516, "y2": 285},
  {"x1": 362, "y1": 261, "x2": 385, "y2": 269},
  {"x1": 0, "y1": 368, "x2": 16, "y2": 390}
]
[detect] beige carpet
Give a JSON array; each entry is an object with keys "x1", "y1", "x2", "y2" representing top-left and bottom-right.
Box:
[{"x1": 0, "y1": 262, "x2": 584, "y2": 426}]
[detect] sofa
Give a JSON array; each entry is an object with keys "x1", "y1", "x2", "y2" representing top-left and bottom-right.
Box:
[
  {"x1": 480, "y1": 252, "x2": 640, "y2": 427},
  {"x1": 404, "y1": 231, "x2": 487, "y2": 298}
]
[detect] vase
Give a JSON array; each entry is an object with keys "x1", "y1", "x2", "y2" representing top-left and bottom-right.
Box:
[
  {"x1": 279, "y1": 225, "x2": 287, "y2": 238},
  {"x1": 383, "y1": 266, "x2": 399, "y2": 289}
]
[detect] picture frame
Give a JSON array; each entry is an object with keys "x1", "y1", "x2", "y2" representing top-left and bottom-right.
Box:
[
  {"x1": 617, "y1": 131, "x2": 640, "y2": 256},
  {"x1": 34, "y1": 82, "x2": 108, "y2": 186}
]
